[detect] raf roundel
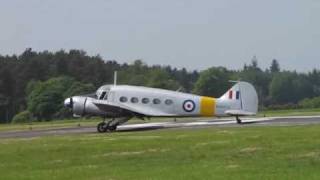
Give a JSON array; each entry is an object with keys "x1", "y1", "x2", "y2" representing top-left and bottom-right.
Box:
[{"x1": 183, "y1": 100, "x2": 196, "y2": 112}]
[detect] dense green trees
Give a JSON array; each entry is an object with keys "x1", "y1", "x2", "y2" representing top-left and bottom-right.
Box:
[
  {"x1": 146, "y1": 68, "x2": 180, "y2": 90},
  {"x1": 269, "y1": 72, "x2": 313, "y2": 105},
  {"x1": 27, "y1": 77, "x2": 95, "y2": 120},
  {"x1": 0, "y1": 49, "x2": 320, "y2": 122},
  {"x1": 269, "y1": 72, "x2": 296, "y2": 104},
  {"x1": 240, "y1": 60, "x2": 271, "y2": 105},
  {"x1": 0, "y1": 49, "x2": 199, "y2": 122},
  {"x1": 299, "y1": 97, "x2": 320, "y2": 109},
  {"x1": 193, "y1": 67, "x2": 232, "y2": 97},
  {"x1": 12, "y1": 111, "x2": 32, "y2": 124},
  {"x1": 270, "y1": 59, "x2": 280, "y2": 73}
]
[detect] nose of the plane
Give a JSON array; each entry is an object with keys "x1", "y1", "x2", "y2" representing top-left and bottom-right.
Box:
[{"x1": 64, "y1": 97, "x2": 73, "y2": 108}]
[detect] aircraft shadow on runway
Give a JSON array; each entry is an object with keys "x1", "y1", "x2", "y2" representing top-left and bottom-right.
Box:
[
  {"x1": 115, "y1": 119, "x2": 267, "y2": 133},
  {"x1": 117, "y1": 126, "x2": 166, "y2": 132}
]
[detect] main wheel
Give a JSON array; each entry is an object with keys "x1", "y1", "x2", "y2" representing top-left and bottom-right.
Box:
[
  {"x1": 108, "y1": 125, "x2": 117, "y2": 132},
  {"x1": 97, "y1": 122, "x2": 108, "y2": 133}
]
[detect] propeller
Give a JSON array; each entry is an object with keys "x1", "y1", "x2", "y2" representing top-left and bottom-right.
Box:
[
  {"x1": 64, "y1": 97, "x2": 73, "y2": 109},
  {"x1": 64, "y1": 96, "x2": 98, "y2": 117}
]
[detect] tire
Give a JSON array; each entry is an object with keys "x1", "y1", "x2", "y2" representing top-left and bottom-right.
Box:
[{"x1": 97, "y1": 122, "x2": 107, "y2": 133}]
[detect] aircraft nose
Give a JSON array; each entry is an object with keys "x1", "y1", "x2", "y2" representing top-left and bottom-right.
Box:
[{"x1": 64, "y1": 97, "x2": 73, "y2": 108}]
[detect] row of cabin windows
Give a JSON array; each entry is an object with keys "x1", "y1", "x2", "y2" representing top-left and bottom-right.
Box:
[{"x1": 119, "y1": 96, "x2": 173, "y2": 105}]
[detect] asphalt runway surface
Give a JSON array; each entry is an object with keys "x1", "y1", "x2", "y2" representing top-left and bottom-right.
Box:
[{"x1": 1, "y1": 116, "x2": 320, "y2": 139}]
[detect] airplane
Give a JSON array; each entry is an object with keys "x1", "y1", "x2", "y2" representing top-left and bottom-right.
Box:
[{"x1": 64, "y1": 75, "x2": 258, "y2": 133}]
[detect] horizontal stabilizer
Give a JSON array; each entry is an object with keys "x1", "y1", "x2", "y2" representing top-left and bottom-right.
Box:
[
  {"x1": 73, "y1": 114, "x2": 82, "y2": 118},
  {"x1": 225, "y1": 110, "x2": 256, "y2": 116}
]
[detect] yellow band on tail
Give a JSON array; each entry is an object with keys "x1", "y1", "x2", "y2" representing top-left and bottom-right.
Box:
[{"x1": 200, "y1": 97, "x2": 216, "y2": 116}]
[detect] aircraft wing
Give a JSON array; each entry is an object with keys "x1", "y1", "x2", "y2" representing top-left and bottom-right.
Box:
[
  {"x1": 92, "y1": 101, "x2": 123, "y2": 112},
  {"x1": 225, "y1": 110, "x2": 256, "y2": 116},
  {"x1": 92, "y1": 100, "x2": 175, "y2": 117}
]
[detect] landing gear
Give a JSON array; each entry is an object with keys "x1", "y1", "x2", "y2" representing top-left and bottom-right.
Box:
[
  {"x1": 107, "y1": 124, "x2": 117, "y2": 131},
  {"x1": 236, "y1": 116, "x2": 242, "y2": 124},
  {"x1": 97, "y1": 122, "x2": 108, "y2": 133},
  {"x1": 97, "y1": 117, "x2": 131, "y2": 133},
  {"x1": 97, "y1": 120, "x2": 117, "y2": 133}
]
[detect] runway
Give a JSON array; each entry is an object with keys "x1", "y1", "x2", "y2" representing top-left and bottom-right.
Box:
[{"x1": 1, "y1": 116, "x2": 320, "y2": 139}]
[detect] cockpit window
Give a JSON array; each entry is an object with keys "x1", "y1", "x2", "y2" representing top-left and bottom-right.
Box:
[
  {"x1": 99, "y1": 91, "x2": 107, "y2": 100},
  {"x1": 96, "y1": 85, "x2": 112, "y2": 100}
]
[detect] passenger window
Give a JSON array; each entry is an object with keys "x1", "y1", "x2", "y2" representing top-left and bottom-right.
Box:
[
  {"x1": 120, "y1": 96, "x2": 128, "y2": 102},
  {"x1": 153, "y1": 98, "x2": 161, "y2": 104},
  {"x1": 165, "y1": 99, "x2": 173, "y2": 105},
  {"x1": 131, "y1": 97, "x2": 139, "y2": 103},
  {"x1": 142, "y1": 98, "x2": 150, "y2": 104}
]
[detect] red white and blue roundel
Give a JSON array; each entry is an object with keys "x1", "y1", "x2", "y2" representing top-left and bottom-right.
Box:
[{"x1": 183, "y1": 100, "x2": 196, "y2": 112}]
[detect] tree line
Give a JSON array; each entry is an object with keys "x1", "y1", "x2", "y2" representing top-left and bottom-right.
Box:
[{"x1": 1, "y1": 49, "x2": 320, "y2": 123}]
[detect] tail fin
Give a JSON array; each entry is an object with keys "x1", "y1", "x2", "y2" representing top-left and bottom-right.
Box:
[{"x1": 220, "y1": 81, "x2": 258, "y2": 116}]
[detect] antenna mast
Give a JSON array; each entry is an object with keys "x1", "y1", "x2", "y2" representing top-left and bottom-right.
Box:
[{"x1": 114, "y1": 71, "x2": 117, "y2": 86}]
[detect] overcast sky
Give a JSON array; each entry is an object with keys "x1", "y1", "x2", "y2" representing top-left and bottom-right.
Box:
[{"x1": 0, "y1": 0, "x2": 319, "y2": 71}]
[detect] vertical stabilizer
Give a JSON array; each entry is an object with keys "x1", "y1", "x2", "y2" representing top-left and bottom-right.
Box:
[{"x1": 220, "y1": 81, "x2": 258, "y2": 115}]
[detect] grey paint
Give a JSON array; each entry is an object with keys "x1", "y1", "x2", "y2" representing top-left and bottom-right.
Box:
[{"x1": 65, "y1": 81, "x2": 258, "y2": 118}]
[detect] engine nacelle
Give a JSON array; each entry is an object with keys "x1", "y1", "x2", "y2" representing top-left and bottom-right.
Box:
[{"x1": 64, "y1": 96, "x2": 106, "y2": 117}]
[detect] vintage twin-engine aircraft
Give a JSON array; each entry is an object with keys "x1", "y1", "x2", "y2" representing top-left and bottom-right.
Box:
[{"x1": 64, "y1": 81, "x2": 258, "y2": 133}]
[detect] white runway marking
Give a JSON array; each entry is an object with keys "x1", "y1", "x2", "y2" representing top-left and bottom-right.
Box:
[{"x1": 117, "y1": 117, "x2": 275, "y2": 130}]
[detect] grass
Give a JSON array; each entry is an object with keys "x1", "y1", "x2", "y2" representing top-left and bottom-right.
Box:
[
  {"x1": 259, "y1": 108, "x2": 320, "y2": 117},
  {"x1": 0, "y1": 119, "x2": 100, "y2": 132},
  {"x1": 1, "y1": 125, "x2": 320, "y2": 179}
]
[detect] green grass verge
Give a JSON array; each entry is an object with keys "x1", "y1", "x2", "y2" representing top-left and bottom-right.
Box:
[
  {"x1": 0, "y1": 119, "x2": 100, "y2": 132},
  {"x1": 259, "y1": 108, "x2": 320, "y2": 117},
  {"x1": 1, "y1": 125, "x2": 320, "y2": 180}
]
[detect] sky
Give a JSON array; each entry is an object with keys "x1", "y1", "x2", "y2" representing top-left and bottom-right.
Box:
[{"x1": 0, "y1": 0, "x2": 319, "y2": 72}]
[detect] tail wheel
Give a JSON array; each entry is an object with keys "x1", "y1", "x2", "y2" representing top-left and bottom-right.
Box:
[
  {"x1": 236, "y1": 116, "x2": 242, "y2": 124},
  {"x1": 97, "y1": 122, "x2": 108, "y2": 133}
]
